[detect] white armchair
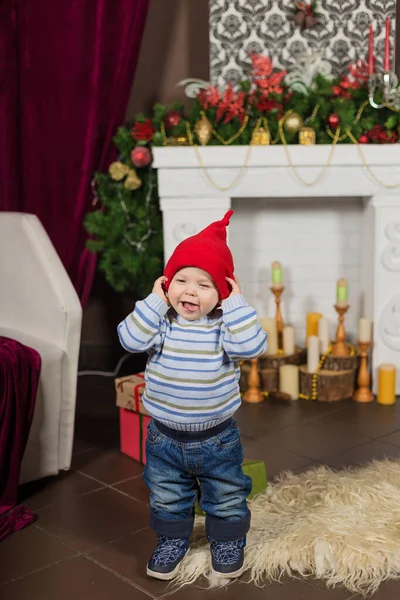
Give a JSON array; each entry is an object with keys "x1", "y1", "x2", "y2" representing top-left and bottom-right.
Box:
[{"x1": 0, "y1": 213, "x2": 82, "y2": 483}]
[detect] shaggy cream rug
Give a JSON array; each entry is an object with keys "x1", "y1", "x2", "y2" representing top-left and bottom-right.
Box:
[{"x1": 174, "y1": 460, "x2": 400, "y2": 596}]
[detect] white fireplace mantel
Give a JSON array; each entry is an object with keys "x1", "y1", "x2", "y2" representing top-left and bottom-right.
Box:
[{"x1": 153, "y1": 146, "x2": 400, "y2": 393}]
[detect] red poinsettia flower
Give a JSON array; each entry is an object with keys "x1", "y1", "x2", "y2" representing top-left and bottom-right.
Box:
[
  {"x1": 131, "y1": 119, "x2": 154, "y2": 142},
  {"x1": 251, "y1": 53, "x2": 274, "y2": 79},
  {"x1": 252, "y1": 95, "x2": 283, "y2": 116},
  {"x1": 331, "y1": 85, "x2": 351, "y2": 100},
  {"x1": 348, "y1": 60, "x2": 369, "y2": 86},
  {"x1": 197, "y1": 86, "x2": 220, "y2": 110},
  {"x1": 250, "y1": 53, "x2": 286, "y2": 96},
  {"x1": 332, "y1": 60, "x2": 369, "y2": 99},
  {"x1": 369, "y1": 125, "x2": 398, "y2": 144},
  {"x1": 215, "y1": 83, "x2": 247, "y2": 124}
]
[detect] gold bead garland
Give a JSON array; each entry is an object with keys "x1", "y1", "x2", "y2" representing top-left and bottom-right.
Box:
[
  {"x1": 310, "y1": 104, "x2": 320, "y2": 121},
  {"x1": 199, "y1": 110, "x2": 249, "y2": 146},
  {"x1": 278, "y1": 119, "x2": 341, "y2": 187},
  {"x1": 346, "y1": 128, "x2": 400, "y2": 189},
  {"x1": 384, "y1": 103, "x2": 400, "y2": 113},
  {"x1": 160, "y1": 121, "x2": 169, "y2": 146},
  {"x1": 162, "y1": 111, "x2": 249, "y2": 147},
  {"x1": 185, "y1": 121, "x2": 253, "y2": 191},
  {"x1": 158, "y1": 100, "x2": 400, "y2": 191},
  {"x1": 299, "y1": 343, "x2": 356, "y2": 401},
  {"x1": 298, "y1": 346, "x2": 331, "y2": 401}
]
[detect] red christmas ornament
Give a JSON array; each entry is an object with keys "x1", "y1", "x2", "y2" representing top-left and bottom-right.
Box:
[
  {"x1": 164, "y1": 110, "x2": 183, "y2": 130},
  {"x1": 359, "y1": 134, "x2": 369, "y2": 144},
  {"x1": 130, "y1": 146, "x2": 152, "y2": 168},
  {"x1": 327, "y1": 113, "x2": 340, "y2": 129}
]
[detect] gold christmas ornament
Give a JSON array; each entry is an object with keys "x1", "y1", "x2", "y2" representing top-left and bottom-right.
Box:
[
  {"x1": 283, "y1": 112, "x2": 304, "y2": 134},
  {"x1": 299, "y1": 126, "x2": 316, "y2": 145},
  {"x1": 177, "y1": 135, "x2": 189, "y2": 145},
  {"x1": 194, "y1": 114, "x2": 212, "y2": 145},
  {"x1": 109, "y1": 161, "x2": 130, "y2": 181},
  {"x1": 123, "y1": 169, "x2": 142, "y2": 191},
  {"x1": 167, "y1": 135, "x2": 189, "y2": 146},
  {"x1": 251, "y1": 126, "x2": 271, "y2": 145}
]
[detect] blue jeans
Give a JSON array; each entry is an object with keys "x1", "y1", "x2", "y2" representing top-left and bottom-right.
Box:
[{"x1": 143, "y1": 419, "x2": 252, "y2": 541}]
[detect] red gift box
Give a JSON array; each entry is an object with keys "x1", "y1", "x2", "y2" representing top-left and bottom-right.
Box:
[
  {"x1": 115, "y1": 372, "x2": 149, "y2": 416},
  {"x1": 119, "y1": 408, "x2": 151, "y2": 464}
]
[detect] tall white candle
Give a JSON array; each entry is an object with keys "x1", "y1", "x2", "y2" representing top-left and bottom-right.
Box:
[
  {"x1": 358, "y1": 317, "x2": 372, "y2": 342},
  {"x1": 318, "y1": 317, "x2": 330, "y2": 354},
  {"x1": 283, "y1": 325, "x2": 295, "y2": 356},
  {"x1": 279, "y1": 365, "x2": 299, "y2": 400},
  {"x1": 260, "y1": 317, "x2": 278, "y2": 355},
  {"x1": 307, "y1": 336, "x2": 320, "y2": 373}
]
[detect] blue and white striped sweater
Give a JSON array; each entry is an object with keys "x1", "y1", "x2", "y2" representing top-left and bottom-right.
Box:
[{"x1": 118, "y1": 292, "x2": 267, "y2": 431}]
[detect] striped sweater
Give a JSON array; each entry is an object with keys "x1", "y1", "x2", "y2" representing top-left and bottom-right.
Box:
[{"x1": 117, "y1": 292, "x2": 267, "y2": 431}]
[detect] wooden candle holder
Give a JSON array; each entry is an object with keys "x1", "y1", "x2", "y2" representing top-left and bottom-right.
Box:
[
  {"x1": 243, "y1": 358, "x2": 264, "y2": 403},
  {"x1": 270, "y1": 285, "x2": 285, "y2": 350},
  {"x1": 353, "y1": 340, "x2": 374, "y2": 403},
  {"x1": 331, "y1": 304, "x2": 351, "y2": 357}
]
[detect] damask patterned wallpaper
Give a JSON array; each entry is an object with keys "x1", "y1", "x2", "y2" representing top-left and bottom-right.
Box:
[{"x1": 209, "y1": 0, "x2": 397, "y2": 86}]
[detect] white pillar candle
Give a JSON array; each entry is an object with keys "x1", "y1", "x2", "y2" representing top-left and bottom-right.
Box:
[
  {"x1": 358, "y1": 317, "x2": 372, "y2": 342},
  {"x1": 307, "y1": 335, "x2": 320, "y2": 373},
  {"x1": 318, "y1": 317, "x2": 330, "y2": 354},
  {"x1": 279, "y1": 365, "x2": 299, "y2": 400},
  {"x1": 283, "y1": 325, "x2": 295, "y2": 356},
  {"x1": 260, "y1": 317, "x2": 278, "y2": 355}
]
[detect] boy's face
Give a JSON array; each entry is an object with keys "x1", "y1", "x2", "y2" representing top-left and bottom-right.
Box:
[{"x1": 167, "y1": 267, "x2": 219, "y2": 321}]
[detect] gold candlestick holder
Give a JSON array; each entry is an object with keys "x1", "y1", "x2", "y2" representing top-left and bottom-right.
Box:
[
  {"x1": 271, "y1": 285, "x2": 285, "y2": 350},
  {"x1": 331, "y1": 304, "x2": 351, "y2": 357},
  {"x1": 243, "y1": 358, "x2": 264, "y2": 403},
  {"x1": 353, "y1": 340, "x2": 374, "y2": 403}
]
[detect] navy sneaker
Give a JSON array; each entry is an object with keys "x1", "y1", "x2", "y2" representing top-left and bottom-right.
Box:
[
  {"x1": 209, "y1": 536, "x2": 246, "y2": 577},
  {"x1": 146, "y1": 534, "x2": 189, "y2": 580}
]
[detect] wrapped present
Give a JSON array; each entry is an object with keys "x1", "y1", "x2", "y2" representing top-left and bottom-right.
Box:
[
  {"x1": 119, "y1": 408, "x2": 151, "y2": 464},
  {"x1": 115, "y1": 372, "x2": 150, "y2": 416},
  {"x1": 195, "y1": 459, "x2": 267, "y2": 515}
]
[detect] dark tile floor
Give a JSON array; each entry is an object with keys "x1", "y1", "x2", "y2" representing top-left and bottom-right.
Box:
[{"x1": 3, "y1": 376, "x2": 400, "y2": 599}]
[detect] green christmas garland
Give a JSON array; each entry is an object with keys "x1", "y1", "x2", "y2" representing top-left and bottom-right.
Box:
[{"x1": 84, "y1": 56, "x2": 400, "y2": 295}]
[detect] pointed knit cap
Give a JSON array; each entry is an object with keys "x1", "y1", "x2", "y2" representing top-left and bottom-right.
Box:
[{"x1": 164, "y1": 210, "x2": 235, "y2": 299}]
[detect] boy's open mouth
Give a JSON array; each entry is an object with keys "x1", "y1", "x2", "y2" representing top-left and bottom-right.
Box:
[{"x1": 181, "y1": 301, "x2": 199, "y2": 313}]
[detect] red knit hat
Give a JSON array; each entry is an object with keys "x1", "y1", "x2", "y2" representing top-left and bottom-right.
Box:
[{"x1": 164, "y1": 210, "x2": 235, "y2": 300}]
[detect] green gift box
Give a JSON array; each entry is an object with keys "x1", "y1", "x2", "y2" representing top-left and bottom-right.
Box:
[{"x1": 195, "y1": 459, "x2": 267, "y2": 516}]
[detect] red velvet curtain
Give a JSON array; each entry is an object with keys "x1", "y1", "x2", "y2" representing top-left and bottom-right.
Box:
[{"x1": 0, "y1": 0, "x2": 149, "y2": 305}]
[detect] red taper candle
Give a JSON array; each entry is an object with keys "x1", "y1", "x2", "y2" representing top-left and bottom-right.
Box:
[
  {"x1": 384, "y1": 17, "x2": 390, "y2": 71},
  {"x1": 368, "y1": 24, "x2": 375, "y2": 75}
]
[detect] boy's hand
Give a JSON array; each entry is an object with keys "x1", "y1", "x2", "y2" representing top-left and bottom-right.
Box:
[
  {"x1": 226, "y1": 276, "x2": 241, "y2": 297},
  {"x1": 152, "y1": 276, "x2": 169, "y2": 304}
]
